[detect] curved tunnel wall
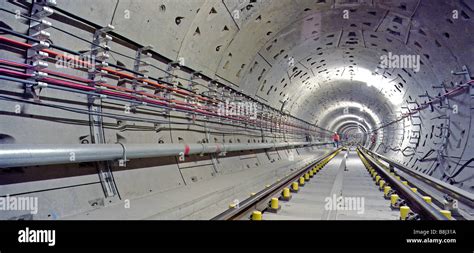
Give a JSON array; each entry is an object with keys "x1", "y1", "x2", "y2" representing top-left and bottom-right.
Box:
[{"x1": 0, "y1": 0, "x2": 473, "y2": 219}]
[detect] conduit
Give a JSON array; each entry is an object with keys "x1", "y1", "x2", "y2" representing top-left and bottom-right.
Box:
[
  {"x1": 371, "y1": 80, "x2": 474, "y2": 132},
  {"x1": 0, "y1": 142, "x2": 329, "y2": 168}
]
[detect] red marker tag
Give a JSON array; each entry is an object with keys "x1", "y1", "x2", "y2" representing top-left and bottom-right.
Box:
[{"x1": 184, "y1": 144, "x2": 190, "y2": 156}]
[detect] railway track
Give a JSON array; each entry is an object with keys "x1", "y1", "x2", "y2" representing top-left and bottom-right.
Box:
[
  {"x1": 213, "y1": 146, "x2": 471, "y2": 221},
  {"x1": 211, "y1": 149, "x2": 342, "y2": 220},
  {"x1": 359, "y1": 147, "x2": 473, "y2": 220}
]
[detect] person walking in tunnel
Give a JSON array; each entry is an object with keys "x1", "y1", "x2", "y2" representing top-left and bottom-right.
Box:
[{"x1": 332, "y1": 132, "x2": 340, "y2": 148}]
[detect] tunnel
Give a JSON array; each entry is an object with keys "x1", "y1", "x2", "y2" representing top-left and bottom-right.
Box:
[{"x1": 0, "y1": 0, "x2": 473, "y2": 226}]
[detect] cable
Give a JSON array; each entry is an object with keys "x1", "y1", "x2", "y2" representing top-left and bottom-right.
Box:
[
  {"x1": 0, "y1": 65, "x2": 245, "y2": 123},
  {"x1": 0, "y1": 73, "x2": 313, "y2": 135},
  {"x1": 445, "y1": 158, "x2": 474, "y2": 182},
  {"x1": 0, "y1": 91, "x2": 271, "y2": 136},
  {"x1": 0, "y1": 8, "x2": 332, "y2": 133},
  {"x1": 419, "y1": 149, "x2": 435, "y2": 162},
  {"x1": 0, "y1": 94, "x2": 170, "y2": 124},
  {"x1": 50, "y1": 4, "x2": 331, "y2": 133},
  {"x1": 0, "y1": 57, "x2": 318, "y2": 134},
  {"x1": 0, "y1": 58, "x2": 200, "y2": 108},
  {"x1": 0, "y1": 8, "x2": 187, "y2": 82},
  {"x1": 377, "y1": 142, "x2": 416, "y2": 157},
  {"x1": 372, "y1": 81, "x2": 473, "y2": 133},
  {"x1": 401, "y1": 146, "x2": 416, "y2": 157},
  {"x1": 0, "y1": 27, "x2": 216, "y2": 103},
  {"x1": 0, "y1": 25, "x2": 329, "y2": 134},
  {"x1": 0, "y1": 94, "x2": 286, "y2": 138}
]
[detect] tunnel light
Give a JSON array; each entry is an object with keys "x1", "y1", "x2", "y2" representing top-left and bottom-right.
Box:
[
  {"x1": 330, "y1": 67, "x2": 404, "y2": 107},
  {"x1": 326, "y1": 114, "x2": 373, "y2": 133},
  {"x1": 320, "y1": 101, "x2": 382, "y2": 128}
]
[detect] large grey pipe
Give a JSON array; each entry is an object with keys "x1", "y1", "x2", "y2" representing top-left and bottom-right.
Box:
[{"x1": 0, "y1": 142, "x2": 329, "y2": 168}]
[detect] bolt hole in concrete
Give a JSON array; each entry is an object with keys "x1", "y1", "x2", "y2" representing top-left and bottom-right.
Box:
[
  {"x1": 159, "y1": 4, "x2": 166, "y2": 12},
  {"x1": 175, "y1": 16, "x2": 184, "y2": 25},
  {"x1": 0, "y1": 134, "x2": 15, "y2": 144}
]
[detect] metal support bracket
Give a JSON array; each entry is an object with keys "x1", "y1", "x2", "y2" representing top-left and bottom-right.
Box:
[
  {"x1": 25, "y1": 0, "x2": 55, "y2": 101},
  {"x1": 87, "y1": 24, "x2": 119, "y2": 199},
  {"x1": 117, "y1": 142, "x2": 129, "y2": 167},
  {"x1": 451, "y1": 65, "x2": 472, "y2": 96}
]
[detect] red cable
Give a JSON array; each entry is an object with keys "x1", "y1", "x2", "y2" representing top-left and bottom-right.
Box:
[
  {"x1": 0, "y1": 58, "x2": 210, "y2": 109},
  {"x1": 0, "y1": 67, "x2": 239, "y2": 121},
  {"x1": 0, "y1": 59, "x2": 265, "y2": 127},
  {"x1": 41, "y1": 77, "x2": 96, "y2": 91},
  {"x1": 0, "y1": 68, "x2": 34, "y2": 78},
  {"x1": 0, "y1": 36, "x2": 31, "y2": 48},
  {"x1": 0, "y1": 36, "x2": 316, "y2": 133},
  {"x1": 0, "y1": 35, "x2": 215, "y2": 104},
  {"x1": 43, "y1": 69, "x2": 92, "y2": 83}
]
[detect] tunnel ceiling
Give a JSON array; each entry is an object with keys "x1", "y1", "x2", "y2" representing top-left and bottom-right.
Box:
[{"x1": 226, "y1": 0, "x2": 473, "y2": 133}]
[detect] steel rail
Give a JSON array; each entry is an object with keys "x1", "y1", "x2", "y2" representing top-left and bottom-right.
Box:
[
  {"x1": 358, "y1": 147, "x2": 448, "y2": 220},
  {"x1": 361, "y1": 147, "x2": 474, "y2": 208},
  {"x1": 211, "y1": 149, "x2": 340, "y2": 220}
]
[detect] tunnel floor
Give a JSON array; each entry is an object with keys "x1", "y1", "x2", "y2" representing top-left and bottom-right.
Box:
[{"x1": 264, "y1": 150, "x2": 398, "y2": 220}]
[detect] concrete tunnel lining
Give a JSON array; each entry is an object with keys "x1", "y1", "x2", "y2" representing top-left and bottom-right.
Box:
[{"x1": 0, "y1": 0, "x2": 472, "y2": 220}]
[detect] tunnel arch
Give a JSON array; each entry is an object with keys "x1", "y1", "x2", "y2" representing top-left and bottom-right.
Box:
[{"x1": 0, "y1": 0, "x2": 472, "y2": 221}]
